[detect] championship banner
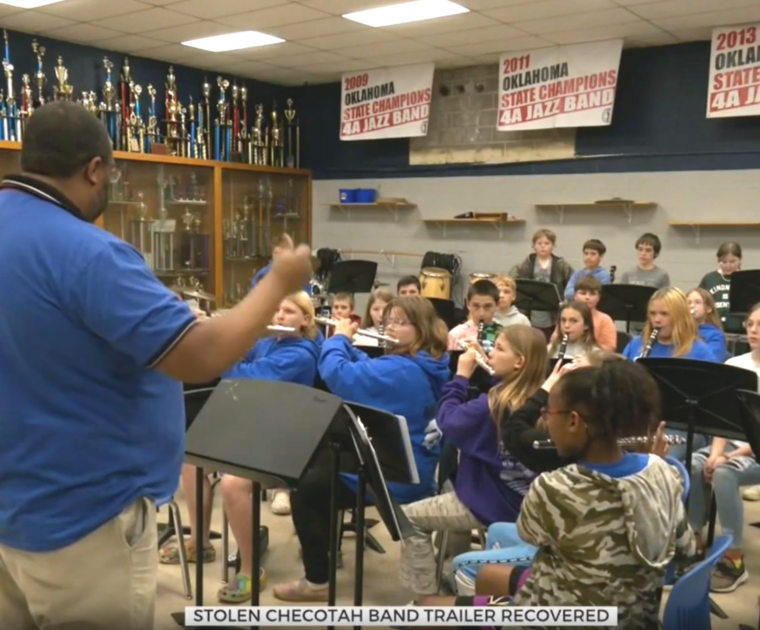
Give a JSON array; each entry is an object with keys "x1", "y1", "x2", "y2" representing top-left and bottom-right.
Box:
[
  {"x1": 497, "y1": 40, "x2": 622, "y2": 131},
  {"x1": 340, "y1": 63, "x2": 434, "y2": 141},
  {"x1": 707, "y1": 24, "x2": 760, "y2": 118}
]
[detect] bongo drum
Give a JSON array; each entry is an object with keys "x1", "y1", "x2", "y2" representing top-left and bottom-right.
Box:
[
  {"x1": 420, "y1": 267, "x2": 451, "y2": 300},
  {"x1": 469, "y1": 272, "x2": 495, "y2": 285}
]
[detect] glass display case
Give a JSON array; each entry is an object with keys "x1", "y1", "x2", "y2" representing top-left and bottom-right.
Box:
[
  {"x1": 221, "y1": 165, "x2": 310, "y2": 305},
  {"x1": 103, "y1": 156, "x2": 216, "y2": 299},
  {"x1": 0, "y1": 141, "x2": 21, "y2": 177}
]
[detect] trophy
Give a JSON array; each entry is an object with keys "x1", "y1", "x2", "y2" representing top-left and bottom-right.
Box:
[
  {"x1": 231, "y1": 82, "x2": 239, "y2": 157},
  {"x1": 2, "y1": 30, "x2": 17, "y2": 142},
  {"x1": 252, "y1": 103, "x2": 266, "y2": 166},
  {"x1": 215, "y1": 76, "x2": 229, "y2": 161},
  {"x1": 102, "y1": 58, "x2": 116, "y2": 144},
  {"x1": 53, "y1": 56, "x2": 73, "y2": 102},
  {"x1": 131, "y1": 192, "x2": 154, "y2": 267},
  {"x1": 284, "y1": 98, "x2": 298, "y2": 168},
  {"x1": 134, "y1": 84, "x2": 146, "y2": 153},
  {"x1": 19, "y1": 74, "x2": 31, "y2": 139},
  {"x1": 188, "y1": 98, "x2": 197, "y2": 159},
  {"x1": 180, "y1": 207, "x2": 209, "y2": 272},
  {"x1": 120, "y1": 58, "x2": 131, "y2": 151},
  {"x1": 154, "y1": 205, "x2": 174, "y2": 272},
  {"x1": 240, "y1": 84, "x2": 249, "y2": 160},
  {"x1": 270, "y1": 102, "x2": 282, "y2": 168},
  {"x1": 202, "y1": 77, "x2": 211, "y2": 160},
  {"x1": 31, "y1": 39, "x2": 45, "y2": 106},
  {"x1": 146, "y1": 84, "x2": 158, "y2": 147},
  {"x1": 165, "y1": 66, "x2": 180, "y2": 156}
]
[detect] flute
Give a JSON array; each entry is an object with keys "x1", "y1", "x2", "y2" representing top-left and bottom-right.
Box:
[
  {"x1": 458, "y1": 340, "x2": 495, "y2": 376},
  {"x1": 638, "y1": 328, "x2": 660, "y2": 360},
  {"x1": 556, "y1": 333, "x2": 569, "y2": 360},
  {"x1": 315, "y1": 317, "x2": 399, "y2": 345},
  {"x1": 533, "y1": 434, "x2": 687, "y2": 449},
  {"x1": 267, "y1": 325, "x2": 296, "y2": 332}
]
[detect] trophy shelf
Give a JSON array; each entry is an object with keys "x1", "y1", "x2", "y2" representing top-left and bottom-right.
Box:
[
  {"x1": 669, "y1": 221, "x2": 760, "y2": 244},
  {"x1": 535, "y1": 201, "x2": 657, "y2": 224}
]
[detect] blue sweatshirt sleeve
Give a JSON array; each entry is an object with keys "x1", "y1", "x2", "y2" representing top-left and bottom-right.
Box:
[
  {"x1": 689, "y1": 340, "x2": 719, "y2": 363},
  {"x1": 318, "y1": 335, "x2": 394, "y2": 401},
  {"x1": 436, "y1": 377, "x2": 498, "y2": 460},
  {"x1": 699, "y1": 325, "x2": 726, "y2": 362},
  {"x1": 224, "y1": 343, "x2": 317, "y2": 385},
  {"x1": 564, "y1": 270, "x2": 580, "y2": 301},
  {"x1": 622, "y1": 337, "x2": 640, "y2": 361},
  {"x1": 597, "y1": 267, "x2": 612, "y2": 285}
]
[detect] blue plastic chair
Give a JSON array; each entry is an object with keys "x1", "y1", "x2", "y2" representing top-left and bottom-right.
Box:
[
  {"x1": 664, "y1": 455, "x2": 690, "y2": 505},
  {"x1": 661, "y1": 534, "x2": 732, "y2": 630}
]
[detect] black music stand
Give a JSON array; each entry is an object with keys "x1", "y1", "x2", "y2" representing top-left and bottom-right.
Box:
[
  {"x1": 178, "y1": 380, "x2": 351, "y2": 630},
  {"x1": 326, "y1": 260, "x2": 378, "y2": 294},
  {"x1": 343, "y1": 402, "x2": 416, "y2": 623},
  {"x1": 729, "y1": 270, "x2": 760, "y2": 315},
  {"x1": 597, "y1": 284, "x2": 656, "y2": 333},
  {"x1": 448, "y1": 349, "x2": 493, "y2": 396},
  {"x1": 637, "y1": 359, "x2": 755, "y2": 622},
  {"x1": 428, "y1": 297, "x2": 457, "y2": 330},
  {"x1": 514, "y1": 280, "x2": 561, "y2": 318}
]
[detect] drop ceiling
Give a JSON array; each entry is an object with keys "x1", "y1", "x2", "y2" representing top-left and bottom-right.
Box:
[{"x1": 0, "y1": 0, "x2": 758, "y2": 85}]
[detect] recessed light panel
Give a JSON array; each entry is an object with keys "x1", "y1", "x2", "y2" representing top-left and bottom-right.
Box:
[
  {"x1": 182, "y1": 31, "x2": 284, "y2": 53},
  {"x1": 0, "y1": 0, "x2": 66, "y2": 7},
  {"x1": 343, "y1": 0, "x2": 469, "y2": 28}
]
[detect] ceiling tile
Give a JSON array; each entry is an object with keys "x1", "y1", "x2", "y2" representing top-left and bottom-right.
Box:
[
  {"x1": 297, "y1": 0, "x2": 393, "y2": 15},
  {"x1": 37, "y1": 0, "x2": 154, "y2": 20},
  {"x1": 336, "y1": 39, "x2": 434, "y2": 59},
  {"x1": 139, "y1": 43, "x2": 207, "y2": 63},
  {"x1": 167, "y1": 0, "x2": 287, "y2": 19},
  {"x1": 420, "y1": 24, "x2": 526, "y2": 47},
  {"x1": 219, "y1": 59, "x2": 281, "y2": 74},
  {"x1": 142, "y1": 21, "x2": 237, "y2": 43},
  {"x1": 670, "y1": 27, "x2": 715, "y2": 42},
  {"x1": 300, "y1": 58, "x2": 374, "y2": 72},
  {"x1": 93, "y1": 34, "x2": 168, "y2": 52},
  {"x1": 0, "y1": 11, "x2": 74, "y2": 33},
  {"x1": 435, "y1": 56, "x2": 480, "y2": 68},
  {"x1": 265, "y1": 17, "x2": 363, "y2": 40},
  {"x1": 384, "y1": 11, "x2": 500, "y2": 36},
  {"x1": 625, "y1": 32, "x2": 680, "y2": 47},
  {"x1": 215, "y1": 4, "x2": 331, "y2": 29},
  {"x1": 485, "y1": 0, "x2": 619, "y2": 23},
  {"x1": 653, "y1": 5, "x2": 760, "y2": 30},
  {"x1": 46, "y1": 23, "x2": 123, "y2": 43},
  {"x1": 268, "y1": 50, "x2": 350, "y2": 66},
  {"x1": 187, "y1": 52, "x2": 253, "y2": 72},
  {"x1": 611, "y1": 0, "x2": 671, "y2": 4},
  {"x1": 362, "y1": 49, "x2": 465, "y2": 66},
  {"x1": 515, "y1": 8, "x2": 640, "y2": 35},
  {"x1": 246, "y1": 67, "x2": 318, "y2": 85},
  {"x1": 456, "y1": 0, "x2": 533, "y2": 8},
  {"x1": 234, "y1": 42, "x2": 318, "y2": 59},
  {"x1": 630, "y1": 0, "x2": 760, "y2": 20},
  {"x1": 139, "y1": 0, "x2": 184, "y2": 4},
  {"x1": 92, "y1": 8, "x2": 199, "y2": 34},
  {"x1": 299, "y1": 29, "x2": 400, "y2": 50},
  {"x1": 543, "y1": 21, "x2": 661, "y2": 44},
  {"x1": 445, "y1": 36, "x2": 553, "y2": 56}
]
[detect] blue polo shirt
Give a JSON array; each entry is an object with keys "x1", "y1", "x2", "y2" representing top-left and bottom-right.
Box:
[{"x1": 0, "y1": 177, "x2": 196, "y2": 552}]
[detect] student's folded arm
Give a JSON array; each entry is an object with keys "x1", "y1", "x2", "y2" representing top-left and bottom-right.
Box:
[
  {"x1": 71, "y1": 242, "x2": 289, "y2": 383},
  {"x1": 318, "y1": 335, "x2": 389, "y2": 399}
]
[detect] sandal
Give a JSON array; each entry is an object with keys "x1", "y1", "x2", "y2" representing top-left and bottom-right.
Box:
[
  {"x1": 273, "y1": 577, "x2": 329, "y2": 603},
  {"x1": 160, "y1": 544, "x2": 216, "y2": 565},
  {"x1": 217, "y1": 570, "x2": 266, "y2": 603}
]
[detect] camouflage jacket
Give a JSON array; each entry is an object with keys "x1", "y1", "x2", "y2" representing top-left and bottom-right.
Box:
[{"x1": 512, "y1": 455, "x2": 696, "y2": 630}]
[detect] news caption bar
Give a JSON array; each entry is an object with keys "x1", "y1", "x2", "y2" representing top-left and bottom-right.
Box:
[{"x1": 185, "y1": 606, "x2": 619, "y2": 627}]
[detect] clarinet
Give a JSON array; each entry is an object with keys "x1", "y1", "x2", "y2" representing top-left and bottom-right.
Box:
[
  {"x1": 477, "y1": 320, "x2": 485, "y2": 344},
  {"x1": 610, "y1": 265, "x2": 617, "y2": 283},
  {"x1": 556, "y1": 333, "x2": 569, "y2": 360},
  {"x1": 534, "y1": 434, "x2": 686, "y2": 449},
  {"x1": 639, "y1": 328, "x2": 660, "y2": 360}
]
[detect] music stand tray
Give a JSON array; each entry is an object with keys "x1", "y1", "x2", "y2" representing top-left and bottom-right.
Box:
[
  {"x1": 729, "y1": 270, "x2": 760, "y2": 316},
  {"x1": 326, "y1": 260, "x2": 378, "y2": 295},
  {"x1": 514, "y1": 280, "x2": 561, "y2": 316},
  {"x1": 427, "y1": 297, "x2": 456, "y2": 330},
  {"x1": 597, "y1": 284, "x2": 656, "y2": 332}
]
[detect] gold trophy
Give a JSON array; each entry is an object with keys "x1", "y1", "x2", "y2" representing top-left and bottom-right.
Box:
[
  {"x1": 31, "y1": 39, "x2": 45, "y2": 106},
  {"x1": 131, "y1": 192, "x2": 154, "y2": 267},
  {"x1": 284, "y1": 98, "x2": 296, "y2": 168},
  {"x1": 270, "y1": 104, "x2": 281, "y2": 167},
  {"x1": 253, "y1": 103, "x2": 265, "y2": 165}
]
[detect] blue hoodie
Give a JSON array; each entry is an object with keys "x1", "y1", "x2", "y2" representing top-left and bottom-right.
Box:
[
  {"x1": 563, "y1": 266, "x2": 612, "y2": 300},
  {"x1": 223, "y1": 335, "x2": 321, "y2": 386},
  {"x1": 437, "y1": 377, "x2": 536, "y2": 526},
  {"x1": 251, "y1": 262, "x2": 312, "y2": 296},
  {"x1": 622, "y1": 335, "x2": 716, "y2": 362},
  {"x1": 318, "y1": 335, "x2": 450, "y2": 504},
  {"x1": 698, "y1": 323, "x2": 727, "y2": 362}
]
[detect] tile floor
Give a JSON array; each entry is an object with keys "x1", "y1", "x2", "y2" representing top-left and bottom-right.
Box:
[{"x1": 156, "y1": 489, "x2": 759, "y2": 629}]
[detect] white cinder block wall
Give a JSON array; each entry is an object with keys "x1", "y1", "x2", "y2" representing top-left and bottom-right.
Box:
[{"x1": 312, "y1": 170, "x2": 760, "y2": 310}]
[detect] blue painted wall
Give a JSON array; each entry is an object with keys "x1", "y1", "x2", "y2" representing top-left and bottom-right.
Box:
[{"x1": 295, "y1": 41, "x2": 760, "y2": 180}]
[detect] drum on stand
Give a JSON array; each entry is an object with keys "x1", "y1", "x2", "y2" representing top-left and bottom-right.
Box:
[
  {"x1": 420, "y1": 267, "x2": 452, "y2": 300},
  {"x1": 469, "y1": 272, "x2": 495, "y2": 285}
]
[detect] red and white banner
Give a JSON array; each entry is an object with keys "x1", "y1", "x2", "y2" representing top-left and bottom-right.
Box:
[
  {"x1": 707, "y1": 24, "x2": 760, "y2": 118},
  {"x1": 340, "y1": 63, "x2": 434, "y2": 141},
  {"x1": 497, "y1": 40, "x2": 622, "y2": 131}
]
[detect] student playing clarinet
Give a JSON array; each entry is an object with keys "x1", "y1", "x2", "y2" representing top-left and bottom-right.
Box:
[{"x1": 273, "y1": 296, "x2": 450, "y2": 602}]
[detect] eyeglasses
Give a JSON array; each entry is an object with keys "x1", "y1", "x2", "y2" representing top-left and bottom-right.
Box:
[
  {"x1": 539, "y1": 407, "x2": 572, "y2": 421},
  {"x1": 384, "y1": 318, "x2": 410, "y2": 327}
]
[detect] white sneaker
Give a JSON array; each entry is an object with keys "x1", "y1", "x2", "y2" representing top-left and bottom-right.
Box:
[
  {"x1": 743, "y1": 486, "x2": 760, "y2": 501},
  {"x1": 271, "y1": 490, "x2": 291, "y2": 515}
]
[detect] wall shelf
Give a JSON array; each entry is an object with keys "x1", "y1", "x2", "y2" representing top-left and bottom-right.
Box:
[
  {"x1": 327, "y1": 201, "x2": 415, "y2": 221},
  {"x1": 669, "y1": 222, "x2": 760, "y2": 244},
  {"x1": 535, "y1": 201, "x2": 657, "y2": 224},
  {"x1": 423, "y1": 217, "x2": 524, "y2": 238}
]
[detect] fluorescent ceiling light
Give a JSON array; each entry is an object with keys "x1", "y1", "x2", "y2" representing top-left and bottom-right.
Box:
[
  {"x1": 343, "y1": 0, "x2": 468, "y2": 27},
  {"x1": 0, "y1": 0, "x2": 66, "y2": 7},
  {"x1": 182, "y1": 31, "x2": 284, "y2": 52}
]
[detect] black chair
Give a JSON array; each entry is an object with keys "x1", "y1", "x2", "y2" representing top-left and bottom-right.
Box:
[{"x1": 616, "y1": 330, "x2": 632, "y2": 353}]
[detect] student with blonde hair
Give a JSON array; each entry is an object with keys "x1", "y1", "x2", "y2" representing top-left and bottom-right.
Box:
[
  {"x1": 492, "y1": 276, "x2": 530, "y2": 329},
  {"x1": 687, "y1": 287, "x2": 726, "y2": 361},
  {"x1": 161, "y1": 292, "x2": 322, "y2": 603},
  {"x1": 400, "y1": 326, "x2": 547, "y2": 597}
]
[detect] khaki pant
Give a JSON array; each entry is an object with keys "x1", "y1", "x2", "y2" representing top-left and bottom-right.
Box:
[{"x1": 0, "y1": 497, "x2": 157, "y2": 630}]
